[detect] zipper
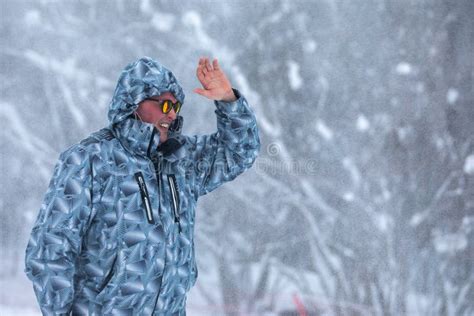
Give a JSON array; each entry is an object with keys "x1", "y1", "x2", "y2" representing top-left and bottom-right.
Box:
[
  {"x1": 167, "y1": 175, "x2": 182, "y2": 233},
  {"x1": 151, "y1": 263, "x2": 164, "y2": 314},
  {"x1": 151, "y1": 152, "x2": 163, "y2": 315},
  {"x1": 154, "y1": 153, "x2": 163, "y2": 219},
  {"x1": 148, "y1": 144, "x2": 181, "y2": 313},
  {"x1": 135, "y1": 172, "x2": 154, "y2": 224}
]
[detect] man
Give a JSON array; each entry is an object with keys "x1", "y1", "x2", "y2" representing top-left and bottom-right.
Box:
[{"x1": 24, "y1": 56, "x2": 260, "y2": 315}]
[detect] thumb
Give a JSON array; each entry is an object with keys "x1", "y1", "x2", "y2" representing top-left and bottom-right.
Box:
[{"x1": 193, "y1": 88, "x2": 213, "y2": 99}]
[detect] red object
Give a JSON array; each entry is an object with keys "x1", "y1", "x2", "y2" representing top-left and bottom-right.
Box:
[{"x1": 292, "y1": 293, "x2": 308, "y2": 316}]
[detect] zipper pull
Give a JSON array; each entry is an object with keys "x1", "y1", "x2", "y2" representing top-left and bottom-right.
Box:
[
  {"x1": 174, "y1": 217, "x2": 182, "y2": 234},
  {"x1": 135, "y1": 172, "x2": 154, "y2": 224},
  {"x1": 168, "y1": 174, "x2": 182, "y2": 234}
]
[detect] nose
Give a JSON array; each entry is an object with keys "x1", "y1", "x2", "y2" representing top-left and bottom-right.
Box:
[{"x1": 167, "y1": 108, "x2": 177, "y2": 120}]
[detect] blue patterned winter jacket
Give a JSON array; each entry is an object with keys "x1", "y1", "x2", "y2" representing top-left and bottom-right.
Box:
[{"x1": 24, "y1": 56, "x2": 260, "y2": 315}]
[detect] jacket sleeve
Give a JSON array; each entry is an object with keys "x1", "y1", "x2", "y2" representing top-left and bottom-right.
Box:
[
  {"x1": 187, "y1": 88, "x2": 261, "y2": 197},
  {"x1": 24, "y1": 146, "x2": 93, "y2": 316}
]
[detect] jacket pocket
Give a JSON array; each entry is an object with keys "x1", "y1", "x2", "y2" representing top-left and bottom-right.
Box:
[
  {"x1": 135, "y1": 172, "x2": 154, "y2": 224},
  {"x1": 167, "y1": 174, "x2": 181, "y2": 232}
]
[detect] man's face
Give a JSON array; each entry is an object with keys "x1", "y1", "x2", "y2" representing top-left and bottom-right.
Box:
[{"x1": 135, "y1": 91, "x2": 178, "y2": 143}]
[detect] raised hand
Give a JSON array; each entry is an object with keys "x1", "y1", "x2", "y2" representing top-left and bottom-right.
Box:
[{"x1": 193, "y1": 57, "x2": 237, "y2": 102}]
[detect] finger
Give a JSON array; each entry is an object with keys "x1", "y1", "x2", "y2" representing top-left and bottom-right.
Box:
[
  {"x1": 197, "y1": 59, "x2": 204, "y2": 74},
  {"x1": 196, "y1": 61, "x2": 203, "y2": 75},
  {"x1": 205, "y1": 58, "x2": 213, "y2": 72},
  {"x1": 212, "y1": 59, "x2": 220, "y2": 71},
  {"x1": 196, "y1": 67, "x2": 206, "y2": 80},
  {"x1": 198, "y1": 58, "x2": 206, "y2": 75},
  {"x1": 201, "y1": 59, "x2": 209, "y2": 75}
]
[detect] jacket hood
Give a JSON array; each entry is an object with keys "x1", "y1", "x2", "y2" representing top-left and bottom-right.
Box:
[{"x1": 107, "y1": 56, "x2": 185, "y2": 125}]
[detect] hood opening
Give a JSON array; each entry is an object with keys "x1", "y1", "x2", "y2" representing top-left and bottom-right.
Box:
[{"x1": 107, "y1": 56, "x2": 185, "y2": 126}]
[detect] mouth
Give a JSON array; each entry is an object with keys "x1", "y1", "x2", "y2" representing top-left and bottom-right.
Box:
[{"x1": 156, "y1": 121, "x2": 171, "y2": 132}]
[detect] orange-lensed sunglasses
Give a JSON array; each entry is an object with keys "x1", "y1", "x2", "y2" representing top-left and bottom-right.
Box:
[{"x1": 145, "y1": 98, "x2": 182, "y2": 114}]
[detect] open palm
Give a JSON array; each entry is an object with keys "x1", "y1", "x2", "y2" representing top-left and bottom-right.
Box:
[{"x1": 193, "y1": 57, "x2": 236, "y2": 102}]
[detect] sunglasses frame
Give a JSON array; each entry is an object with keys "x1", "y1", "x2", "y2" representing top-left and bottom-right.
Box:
[{"x1": 144, "y1": 98, "x2": 182, "y2": 114}]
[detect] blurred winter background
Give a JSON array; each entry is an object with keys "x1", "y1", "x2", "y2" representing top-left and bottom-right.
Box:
[{"x1": 1, "y1": 0, "x2": 473, "y2": 315}]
